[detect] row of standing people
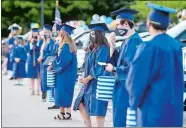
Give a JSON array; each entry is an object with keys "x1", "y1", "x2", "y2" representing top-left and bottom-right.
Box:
[
  {"x1": 73, "y1": 3, "x2": 184, "y2": 127},
  {"x1": 2, "y1": 2, "x2": 184, "y2": 127}
]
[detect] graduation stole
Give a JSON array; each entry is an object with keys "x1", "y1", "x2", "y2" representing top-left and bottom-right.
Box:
[
  {"x1": 40, "y1": 39, "x2": 48, "y2": 57},
  {"x1": 33, "y1": 43, "x2": 36, "y2": 66}
]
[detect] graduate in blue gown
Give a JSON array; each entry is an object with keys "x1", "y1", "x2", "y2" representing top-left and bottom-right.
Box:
[
  {"x1": 47, "y1": 23, "x2": 62, "y2": 110},
  {"x1": 105, "y1": 9, "x2": 143, "y2": 127},
  {"x1": 38, "y1": 24, "x2": 55, "y2": 101},
  {"x1": 47, "y1": 24, "x2": 77, "y2": 120},
  {"x1": 13, "y1": 37, "x2": 27, "y2": 85},
  {"x1": 73, "y1": 23, "x2": 110, "y2": 127},
  {"x1": 25, "y1": 28, "x2": 43, "y2": 95},
  {"x1": 7, "y1": 24, "x2": 21, "y2": 80},
  {"x1": 125, "y1": 3, "x2": 184, "y2": 127}
]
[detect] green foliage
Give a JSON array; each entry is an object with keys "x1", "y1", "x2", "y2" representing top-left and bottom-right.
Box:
[
  {"x1": 131, "y1": 1, "x2": 186, "y2": 23},
  {"x1": 2, "y1": 0, "x2": 186, "y2": 37}
]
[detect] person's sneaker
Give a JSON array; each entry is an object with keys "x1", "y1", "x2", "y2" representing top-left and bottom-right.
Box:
[
  {"x1": 48, "y1": 105, "x2": 59, "y2": 109},
  {"x1": 9, "y1": 77, "x2": 14, "y2": 80},
  {"x1": 14, "y1": 83, "x2": 20, "y2": 86},
  {"x1": 42, "y1": 99, "x2": 46, "y2": 102},
  {"x1": 31, "y1": 90, "x2": 35, "y2": 95}
]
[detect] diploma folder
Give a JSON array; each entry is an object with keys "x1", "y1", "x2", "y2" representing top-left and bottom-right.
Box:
[{"x1": 43, "y1": 56, "x2": 55, "y2": 66}]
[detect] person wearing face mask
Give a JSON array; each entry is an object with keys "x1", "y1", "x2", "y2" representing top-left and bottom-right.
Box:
[
  {"x1": 47, "y1": 24, "x2": 77, "y2": 120},
  {"x1": 38, "y1": 24, "x2": 55, "y2": 102},
  {"x1": 25, "y1": 28, "x2": 43, "y2": 95},
  {"x1": 73, "y1": 23, "x2": 110, "y2": 127},
  {"x1": 125, "y1": 3, "x2": 184, "y2": 127},
  {"x1": 105, "y1": 9, "x2": 143, "y2": 127},
  {"x1": 47, "y1": 23, "x2": 62, "y2": 110},
  {"x1": 7, "y1": 23, "x2": 21, "y2": 80},
  {"x1": 12, "y1": 36, "x2": 27, "y2": 86}
]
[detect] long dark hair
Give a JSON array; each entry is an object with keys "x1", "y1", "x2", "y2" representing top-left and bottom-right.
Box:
[{"x1": 89, "y1": 30, "x2": 109, "y2": 51}]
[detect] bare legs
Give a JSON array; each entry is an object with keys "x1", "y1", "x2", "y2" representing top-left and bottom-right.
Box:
[
  {"x1": 30, "y1": 78, "x2": 35, "y2": 95},
  {"x1": 96, "y1": 116, "x2": 105, "y2": 127},
  {"x1": 36, "y1": 74, "x2": 40, "y2": 95},
  {"x1": 79, "y1": 103, "x2": 92, "y2": 127}
]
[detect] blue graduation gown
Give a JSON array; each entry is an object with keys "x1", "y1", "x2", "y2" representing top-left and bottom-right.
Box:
[
  {"x1": 13, "y1": 45, "x2": 27, "y2": 78},
  {"x1": 73, "y1": 51, "x2": 93, "y2": 112},
  {"x1": 53, "y1": 43, "x2": 77, "y2": 107},
  {"x1": 7, "y1": 37, "x2": 15, "y2": 71},
  {"x1": 112, "y1": 33, "x2": 143, "y2": 127},
  {"x1": 40, "y1": 39, "x2": 55, "y2": 92},
  {"x1": 25, "y1": 40, "x2": 43, "y2": 78},
  {"x1": 74, "y1": 45, "x2": 110, "y2": 117},
  {"x1": 126, "y1": 33, "x2": 184, "y2": 127}
]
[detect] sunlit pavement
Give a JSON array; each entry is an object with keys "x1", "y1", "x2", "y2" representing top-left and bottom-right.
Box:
[
  {"x1": 2, "y1": 74, "x2": 186, "y2": 127},
  {"x1": 2, "y1": 74, "x2": 112, "y2": 127}
]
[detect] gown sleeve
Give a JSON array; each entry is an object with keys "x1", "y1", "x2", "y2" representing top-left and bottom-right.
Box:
[
  {"x1": 115, "y1": 37, "x2": 143, "y2": 81},
  {"x1": 89, "y1": 46, "x2": 109, "y2": 79},
  {"x1": 108, "y1": 49, "x2": 119, "y2": 67},
  {"x1": 53, "y1": 44, "x2": 73, "y2": 73},
  {"x1": 125, "y1": 42, "x2": 158, "y2": 109}
]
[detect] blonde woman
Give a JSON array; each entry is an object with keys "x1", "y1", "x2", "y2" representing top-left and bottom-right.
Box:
[{"x1": 47, "y1": 24, "x2": 77, "y2": 120}]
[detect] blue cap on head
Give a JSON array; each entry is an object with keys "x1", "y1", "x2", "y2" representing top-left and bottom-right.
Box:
[
  {"x1": 147, "y1": 3, "x2": 176, "y2": 29},
  {"x1": 17, "y1": 36, "x2": 23, "y2": 40},
  {"x1": 56, "y1": 24, "x2": 62, "y2": 31},
  {"x1": 43, "y1": 24, "x2": 52, "y2": 31},
  {"x1": 89, "y1": 23, "x2": 109, "y2": 33},
  {"x1": 60, "y1": 24, "x2": 76, "y2": 35},
  {"x1": 111, "y1": 8, "x2": 139, "y2": 21},
  {"x1": 32, "y1": 28, "x2": 39, "y2": 32},
  {"x1": 12, "y1": 27, "x2": 19, "y2": 31}
]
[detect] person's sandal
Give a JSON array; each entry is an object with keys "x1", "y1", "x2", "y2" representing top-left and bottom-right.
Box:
[
  {"x1": 65, "y1": 112, "x2": 72, "y2": 120},
  {"x1": 54, "y1": 112, "x2": 66, "y2": 120},
  {"x1": 31, "y1": 90, "x2": 35, "y2": 95},
  {"x1": 36, "y1": 90, "x2": 40, "y2": 96}
]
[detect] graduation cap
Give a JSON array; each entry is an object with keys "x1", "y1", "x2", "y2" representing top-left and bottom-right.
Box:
[
  {"x1": 8, "y1": 23, "x2": 21, "y2": 30},
  {"x1": 32, "y1": 28, "x2": 39, "y2": 32},
  {"x1": 60, "y1": 24, "x2": 76, "y2": 35},
  {"x1": 52, "y1": 21, "x2": 62, "y2": 31},
  {"x1": 43, "y1": 24, "x2": 52, "y2": 31},
  {"x1": 17, "y1": 35, "x2": 23, "y2": 40},
  {"x1": 147, "y1": 3, "x2": 176, "y2": 29},
  {"x1": 110, "y1": 8, "x2": 139, "y2": 21},
  {"x1": 89, "y1": 23, "x2": 109, "y2": 33}
]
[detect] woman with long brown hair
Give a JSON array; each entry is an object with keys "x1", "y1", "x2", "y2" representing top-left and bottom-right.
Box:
[
  {"x1": 73, "y1": 23, "x2": 110, "y2": 127},
  {"x1": 47, "y1": 24, "x2": 77, "y2": 120}
]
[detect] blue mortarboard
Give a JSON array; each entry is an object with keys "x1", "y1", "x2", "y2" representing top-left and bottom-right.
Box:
[
  {"x1": 17, "y1": 36, "x2": 23, "y2": 40},
  {"x1": 147, "y1": 3, "x2": 176, "y2": 29},
  {"x1": 32, "y1": 28, "x2": 39, "y2": 32},
  {"x1": 43, "y1": 24, "x2": 52, "y2": 31},
  {"x1": 55, "y1": 24, "x2": 62, "y2": 31},
  {"x1": 12, "y1": 27, "x2": 19, "y2": 31},
  {"x1": 9, "y1": 23, "x2": 21, "y2": 30},
  {"x1": 60, "y1": 24, "x2": 76, "y2": 35},
  {"x1": 110, "y1": 8, "x2": 139, "y2": 21},
  {"x1": 89, "y1": 23, "x2": 109, "y2": 33}
]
